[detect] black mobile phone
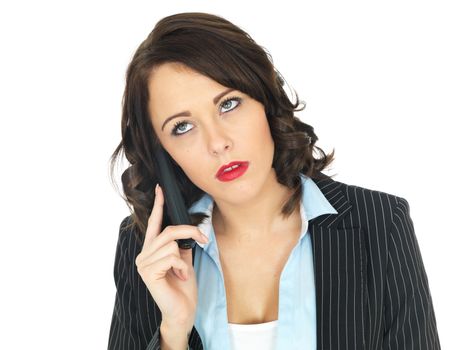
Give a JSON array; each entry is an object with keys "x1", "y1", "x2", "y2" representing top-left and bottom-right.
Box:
[{"x1": 154, "y1": 144, "x2": 196, "y2": 249}]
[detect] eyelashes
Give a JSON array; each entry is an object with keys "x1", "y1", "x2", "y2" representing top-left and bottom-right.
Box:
[{"x1": 170, "y1": 96, "x2": 242, "y2": 137}]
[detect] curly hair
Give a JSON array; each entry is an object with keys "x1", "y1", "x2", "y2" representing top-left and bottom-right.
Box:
[{"x1": 109, "y1": 12, "x2": 336, "y2": 244}]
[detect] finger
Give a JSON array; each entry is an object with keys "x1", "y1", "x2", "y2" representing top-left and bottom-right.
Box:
[
  {"x1": 139, "y1": 240, "x2": 193, "y2": 272},
  {"x1": 137, "y1": 240, "x2": 180, "y2": 269},
  {"x1": 145, "y1": 254, "x2": 189, "y2": 282},
  {"x1": 155, "y1": 225, "x2": 209, "y2": 252},
  {"x1": 144, "y1": 184, "x2": 165, "y2": 248},
  {"x1": 138, "y1": 225, "x2": 203, "y2": 264},
  {"x1": 172, "y1": 267, "x2": 187, "y2": 281},
  {"x1": 136, "y1": 243, "x2": 186, "y2": 281}
]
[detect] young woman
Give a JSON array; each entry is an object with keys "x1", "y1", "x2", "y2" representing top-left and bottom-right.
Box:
[{"x1": 107, "y1": 12, "x2": 441, "y2": 350}]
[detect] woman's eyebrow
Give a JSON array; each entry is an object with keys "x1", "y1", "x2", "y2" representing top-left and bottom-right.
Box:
[{"x1": 161, "y1": 87, "x2": 235, "y2": 131}]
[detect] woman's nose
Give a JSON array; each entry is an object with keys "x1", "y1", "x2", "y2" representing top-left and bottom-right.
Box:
[{"x1": 205, "y1": 126, "x2": 232, "y2": 155}]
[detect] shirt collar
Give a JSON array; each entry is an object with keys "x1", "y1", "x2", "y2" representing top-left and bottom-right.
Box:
[{"x1": 188, "y1": 172, "x2": 338, "y2": 248}]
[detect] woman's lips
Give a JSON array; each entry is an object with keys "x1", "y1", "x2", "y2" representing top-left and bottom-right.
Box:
[
  {"x1": 216, "y1": 161, "x2": 249, "y2": 177},
  {"x1": 216, "y1": 162, "x2": 249, "y2": 182}
]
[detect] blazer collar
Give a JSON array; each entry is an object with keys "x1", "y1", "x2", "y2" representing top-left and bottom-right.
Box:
[{"x1": 309, "y1": 175, "x2": 353, "y2": 229}]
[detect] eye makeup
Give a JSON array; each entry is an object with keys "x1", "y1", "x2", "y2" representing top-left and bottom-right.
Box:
[{"x1": 170, "y1": 96, "x2": 242, "y2": 137}]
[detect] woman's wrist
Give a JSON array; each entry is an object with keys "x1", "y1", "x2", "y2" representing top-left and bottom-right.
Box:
[{"x1": 160, "y1": 320, "x2": 192, "y2": 350}]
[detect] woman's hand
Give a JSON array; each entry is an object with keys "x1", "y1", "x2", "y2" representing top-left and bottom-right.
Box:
[{"x1": 135, "y1": 184, "x2": 209, "y2": 328}]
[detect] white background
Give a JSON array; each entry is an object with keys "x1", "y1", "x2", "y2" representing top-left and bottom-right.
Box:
[{"x1": 0, "y1": 0, "x2": 465, "y2": 348}]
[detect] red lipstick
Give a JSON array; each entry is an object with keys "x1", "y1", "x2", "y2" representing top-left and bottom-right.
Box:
[{"x1": 216, "y1": 161, "x2": 249, "y2": 182}]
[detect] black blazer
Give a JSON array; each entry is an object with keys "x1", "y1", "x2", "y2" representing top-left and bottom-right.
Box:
[{"x1": 107, "y1": 176, "x2": 441, "y2": 349}]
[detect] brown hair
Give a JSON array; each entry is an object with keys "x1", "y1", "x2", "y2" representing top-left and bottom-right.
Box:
[{"x1": 109, "y1": 12, "x2": 336, "y2": 244}]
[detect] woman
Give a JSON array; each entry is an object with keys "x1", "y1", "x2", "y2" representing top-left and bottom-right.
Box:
[{"x1": 107, "y1": 12, "x2": 441, "y2": 350}]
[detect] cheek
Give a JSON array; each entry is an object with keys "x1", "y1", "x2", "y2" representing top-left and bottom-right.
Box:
[
  {"x1": 171, "y1": 148, "x2": 204, "y2": 179},
  {"x1": 172, "y1": 149, "x2": 193, "y2": 169},
  {"x1": 255, "y1": 114, "x2": 273, "y2": 144},
  {"x1": 176, "y1": 154, "x2": 212, "y2": 191}
]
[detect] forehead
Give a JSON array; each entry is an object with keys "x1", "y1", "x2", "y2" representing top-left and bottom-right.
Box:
[
  {"x1": 148, "y1": 63, "x2": 225, "y2": 101},
  {"x1": 147, "y1": 63, "x2": 228, "y2": 120}
]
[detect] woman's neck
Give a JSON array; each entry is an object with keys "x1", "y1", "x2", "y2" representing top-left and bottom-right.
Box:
[{"x1": 211, "y1": 174, "x2": 301, "y2": 245}]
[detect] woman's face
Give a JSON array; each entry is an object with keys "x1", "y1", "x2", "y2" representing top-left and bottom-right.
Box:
[{"x1": 147, "y1": 62, "x2": 276, "y2": 205}]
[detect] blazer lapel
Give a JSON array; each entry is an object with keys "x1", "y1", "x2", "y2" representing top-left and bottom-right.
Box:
[{"x1": 310, "y1": 177, "x2": 367, "y2": 350}]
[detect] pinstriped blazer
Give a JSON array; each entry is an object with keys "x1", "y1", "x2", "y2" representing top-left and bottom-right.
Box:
[{"x1": 107, "y1": 175, "x2": 441, "y2": 350}]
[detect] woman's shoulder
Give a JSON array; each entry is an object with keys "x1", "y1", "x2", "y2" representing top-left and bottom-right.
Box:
[
  {"x1": 116, "y1": 215, "x2": 144, "y2": 261},
  {"x1": 310, "y1": 175, "x2": 410, "y2": 233},
  {"x1": 314, "y1": 175, "x2": 407, "y2": 211}
]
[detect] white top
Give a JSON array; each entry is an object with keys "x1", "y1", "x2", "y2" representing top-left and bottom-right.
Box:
[{"x1": 227, "y1": 320, "x2": 279, "y2": 350}]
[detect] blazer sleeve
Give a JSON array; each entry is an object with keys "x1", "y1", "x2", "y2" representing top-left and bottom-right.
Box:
[
  {"x1": 383, "y1": 197, "x2": 441, "y2": 349},
  {"x1": 107, "y1": 216, "x2": 203, "y2": 350},
  {"x1": 107, "y1": 216, "x2": 153, "y2": 349}
]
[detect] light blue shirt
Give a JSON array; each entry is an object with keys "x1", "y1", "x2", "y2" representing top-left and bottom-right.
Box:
[{"x1": 188, "y1": 173, "x2": 338, "y2": 349}]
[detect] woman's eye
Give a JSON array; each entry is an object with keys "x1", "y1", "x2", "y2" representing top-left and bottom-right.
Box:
[
  {"x1": 219, "y1": 96, "x2": 241, "y2": 113},
  {"x1": 170, "y1": 96, "x2": 242, "y2": 137},
  {"x1": 171, "y1": 120, "x2": 193, "y2": 136}
]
